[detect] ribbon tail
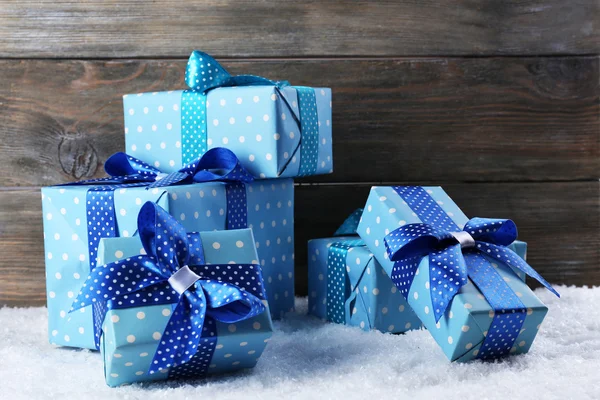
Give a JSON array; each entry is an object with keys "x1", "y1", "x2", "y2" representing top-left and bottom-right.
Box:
[
  {"x1": 429, "y1": 244, "x2": 469, "y2": 323},
  {"x1": 478, "y1": 242, "x2": 560, "y2": 298},
  {"x1": 148, "y1": 293, "x2": 205, "y2": 374}
]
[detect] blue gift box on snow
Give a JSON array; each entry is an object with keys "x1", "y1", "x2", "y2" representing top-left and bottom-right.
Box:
[
  {"x1": 357, "y1": 186, "x2": 558, "y2": 361},
  {"x1": 73, "y1": 202, "x2": 273, "y2": 387},
  {"x1": 123, "y1": 50, "x2": 332, "y2": 179},
  {"x1": 308, "y1": 209, "x2": 422, "y2": 333},
  {"x1": 41, "y1": 149, "x2": 294, "y2": 351}
]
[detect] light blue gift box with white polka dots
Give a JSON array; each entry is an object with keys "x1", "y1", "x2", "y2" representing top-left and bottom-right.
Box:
[
  {"x1": 308, "y1": 236, "x2": 422, "y2": 333},
  {"x1": 96, "y1": 229, "x2": 273, "y2": 386},
  {"x1": 41, "y1": 179, "x2": 293, "y2": 350},
  {"x1": 357, "y1": 186, "x2": 546, "y2": 362},
  {"x1": 123, "y1": 85, "x2": 332, "y2": 179}
]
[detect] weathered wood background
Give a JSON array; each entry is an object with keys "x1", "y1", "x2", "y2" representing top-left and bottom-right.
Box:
[{"x1": 0, "y1": 1, "x2": 598, "y2": 306}]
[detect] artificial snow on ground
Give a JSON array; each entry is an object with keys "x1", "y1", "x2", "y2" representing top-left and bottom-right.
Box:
[{"x1": 1, "y1": 286, "x2": 599, "y2": 400}]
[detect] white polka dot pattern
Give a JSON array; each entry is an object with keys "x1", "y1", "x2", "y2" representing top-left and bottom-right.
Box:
[
  {"x1": 381, "y1": 186, "x2": 559, "y2": 360},
  {"x1": 296, "y1": 87, "x2": 320, "y2": 176},
  {"x1": 326, "y1": 241, "x2": 358, "y2": 323},
  {"x1": 72, "y1": 202, "x2": 267, "y2": 377}
]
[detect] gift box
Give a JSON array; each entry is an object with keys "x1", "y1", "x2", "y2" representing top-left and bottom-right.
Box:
[
  {"x1": 308, "y1": 209, "x2": 422, "y2": 333},
  {"x1": 42, "y1": 149, "x2": 293, "y2": 350},
  {"x1": 123, "y1": 50, "x2": 332, "y2": 179},
  {"x1": 72, "y1": 202, "x2": 272, "y2": 386},
  {"x1": 357, "y1": 186, "x2": 558, "y2": 361}
]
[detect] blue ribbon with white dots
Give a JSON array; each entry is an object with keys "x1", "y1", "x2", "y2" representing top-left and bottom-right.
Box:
[
  {"x1": 64, "y1": 147, "x2": 255, "y2": 348},
  {"x1": 183, "y1": 50, "x2": 320, "y2": 173},
  {"x1": 326, "y1": 209, "x2": 366, "y2": 324},
  {"x1": 71, "y1": 202, "x2": 267, "y2": 376},
  {"x1": 384, "y1": 186, "x2": 559, "y2": 359}
]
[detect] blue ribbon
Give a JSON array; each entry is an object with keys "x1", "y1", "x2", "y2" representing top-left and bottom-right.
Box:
[
  {"x1": 326, "y1": 209, "x2": 366, "y2": 324},
  {"x1": 71, "y1": 202, "x2": 266, "y2": 376},
  {"x1": 64, "y1": 147, "x2": 254, "y2": 348},
  {"x1": 182, "y1": 50, "x2": 320, "y2": 174},
  {"x1": 384, "y1": 186, "x2": 559, "y2": 359}
]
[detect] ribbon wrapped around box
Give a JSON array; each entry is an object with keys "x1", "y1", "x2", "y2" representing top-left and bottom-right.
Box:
[
  {"x1": 123, "y1": 50, "x2": 333, "y2": 178},
  {"x1": 308, "y1": 209, "x2": 422, "y2": 333},
  {"x1": 42, "y1": 149, "x2": 293, "y2": 350},
  {"x1": 71, "y1": 202, "x2": 272, "y2": 387},
  {"x1": 357, "y1": 186, "x2": 558, "y2": 361}
]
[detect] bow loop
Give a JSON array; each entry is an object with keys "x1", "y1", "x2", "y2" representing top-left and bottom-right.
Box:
[
  {"x1": 199, "y1": 280, "x2": 266, "y2": 323},
  {"x1": 464, "y1": 218, "x2": 518, "y2": 246},
  {"x1": 138, "y1": 202, "x2": 191, "y2": 270},
  {"x1": 385, "y1": 223, "x2": 453, "y2": 262},
  {"x1": 104, "y1": 152, "x2": 161, "y2": 179},
  {"x1": 186, "y1": 50, "x2": 276, "y2": 93},
  {"x1": 192, "y1": 147, "x2": 255, "y2": 183}
]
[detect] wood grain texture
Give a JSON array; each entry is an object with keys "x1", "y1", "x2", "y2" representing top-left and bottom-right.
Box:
[
  {"x1": 1, "y1": 182, "x2": 598, "y2": 306},
  {"x1": 1, "y1": 56, "x2": 597, "y2": 186},
  {"x1": 0, "y1": 1, "x2": 597, "y2": 58}
]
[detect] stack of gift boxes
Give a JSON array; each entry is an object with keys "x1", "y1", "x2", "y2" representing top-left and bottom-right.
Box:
[{"x1": 41, "y1": 50, "x2": 558, "y2": 387}]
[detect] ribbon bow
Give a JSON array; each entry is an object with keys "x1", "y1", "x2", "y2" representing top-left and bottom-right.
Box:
[
  {"x1": 71, "y1": 202, "x2": 266, "y2": 374},
  {"x1": 384, "y1": 217, "x2": 559, "y2": 323},
  {"x1": 69, "y1": 147, "x2": 254, "y2": 188},
  {"x1": 185, "y1": 50, "x2": 289, "y2": 93}
]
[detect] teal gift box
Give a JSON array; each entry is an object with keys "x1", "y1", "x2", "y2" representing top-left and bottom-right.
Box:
[
  {"x1": 308, "y1": 210, "x2": 421, "y2": 333},
  {"x1": 357, "y1": 186, "x2": 552, "y2": 362},
  {"x1": 123, "y1": 51, "x2": 332, "y2": 178},
  {"x1": 41, "y1": 179, "x2": 293, "y2": 350},
  {"x1": 94, "y1": 228, "x2": 273, "y2": 387}
]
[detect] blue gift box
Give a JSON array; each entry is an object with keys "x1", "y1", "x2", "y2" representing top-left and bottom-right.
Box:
[
  {"x1": 41, "y1": 178, "x2": 293, "y2": 350},
  {"x1": 308, "y1": 210, "x2": 422, "y2": 333},
  {"x1": 94, "y1": 227, "x2": 272, "y2": 387},
  {"x1": 123, "y1": 51, "x2": 332, "y2": 178},
  {"x1": 357, "y1": 186, "x2": 556, "y2": 361}
]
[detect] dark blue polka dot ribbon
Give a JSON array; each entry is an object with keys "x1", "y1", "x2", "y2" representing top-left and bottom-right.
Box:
[
  {"x1": 71, "y1": 202, "x2": 267, "y2": 376},
  {"x1": 63, "y1": 147, "x2": 255, "y2": 348},
  {"x1": 384, "y1": 186, "x2": 559, "y2": 359},
  {"x1": 326, "y1": 209, "x2": 366, "y2": 324},
  {"x1": 183, "y1": 50, "x2": 320, "y2": 173}
]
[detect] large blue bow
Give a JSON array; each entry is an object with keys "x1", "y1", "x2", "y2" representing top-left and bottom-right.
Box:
[
  {"x1": 185, "y1": 50, "x2": 289, "y2": 93},
  {"x1": 71, "y1": 202, "x2": 266, "y2": 374},
  {"x1": 384, "y1": 217, "x2": 560, "y2": 323},
  {"x1": 68, "y1": 147, "x2": 254, "y2": 188}
]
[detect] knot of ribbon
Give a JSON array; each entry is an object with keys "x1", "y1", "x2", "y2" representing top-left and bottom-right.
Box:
[
  {"x1": 69, "y1": 147, "x2": 254, "y2": 188},
  {"x1": 384, "y1": 217, "x2": 560, "y2": 323},
  {"x1": 185, "y1": 50, "x2": 289, "y2": 93},
  {"x1": 71, "y1": 202, "x2": 266, "y2": 375}
]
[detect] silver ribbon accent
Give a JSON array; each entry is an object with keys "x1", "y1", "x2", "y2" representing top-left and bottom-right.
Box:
[
  {"x1": 451, "y1": 231, "x2": 476, "y2": 249},
  {"x1": 168, "y1": 265, "x2": 200, "y2": 295}
]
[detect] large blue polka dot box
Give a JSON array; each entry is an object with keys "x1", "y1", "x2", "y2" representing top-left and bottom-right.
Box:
[
  {"x1": 123, "y1": 50, "x2": 332, "y2": 179},
  {"x1": 41, "y1": 151, "x2": 294, "y2": 352},
  {"x1": 356, "y1": 186, "x2": 559, "y2": 362},
  {"x1": 73, "y1": 202, "x2": 273, "y2": 387},
  {"x1": 308, "y1": 209, "x2": 422, "y2": 333}
]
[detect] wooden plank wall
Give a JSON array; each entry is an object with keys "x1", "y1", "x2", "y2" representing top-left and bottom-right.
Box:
[{"x1": 0, "y1": 1, "x2": 598, "y2": 306}]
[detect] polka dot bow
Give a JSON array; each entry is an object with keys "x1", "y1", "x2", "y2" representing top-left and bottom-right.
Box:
[
  {"x1": 384, "y1": 217, "x2": 560, "y2": 323},
  {"x1": 185, "y1": 50, "x2": 290, "y2": 93},
  {"x1": 104, "y1": 147, "x2": 255, "y2": 188},
  {"x1": 71, "y1": 202, "x2": 266, "y2": 375}
]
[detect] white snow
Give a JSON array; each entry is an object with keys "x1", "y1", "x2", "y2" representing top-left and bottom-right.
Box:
[{"x1": 1, "y1": 286, "x2": 599, "y2": 400}]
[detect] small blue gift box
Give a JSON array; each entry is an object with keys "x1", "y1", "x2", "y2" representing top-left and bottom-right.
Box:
[
  {"x1": 357, "y1": 186, "x2": 558, "y2": 361},
  {"x1": 308, "y1": 209, "x2": 422, "y2": 333},
  {"x1": 42, "y1": 149, "x2": 294, "y2": 351},
  {"x1": 123, "y1": 50, "x2": 332, "y2": 178},
  {"x1": 73, "y1": 202, "x2": 272, "y2": 387}
]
